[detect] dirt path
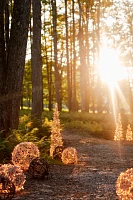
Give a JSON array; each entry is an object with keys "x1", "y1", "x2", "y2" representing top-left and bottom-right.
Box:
[{"x1": 13, "y1": 130, "x2": 133, "y2": 200}]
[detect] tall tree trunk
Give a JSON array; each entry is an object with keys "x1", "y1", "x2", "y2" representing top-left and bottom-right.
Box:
[
  {"x1": 50, "y1": 36, "x2": 53, "y2": 110},
  {"x1": 0, "y1": 0, "x2": 6, "y2": 91},
  {"x1": 5, "y1": 1, "x2": 9, "y2": 60},
  {"x1": 43, "y1": 4, "x2": 52, "y2": 111},
  {"x1": 96, "y1": 0, "x2": 102, "y2": 113},
  {"x1": 92, "y1": 19, "x2": 96, "y2": 113},
  {"x1": 85, "y1": 2, "x2": 90, "y2": 112},
  {"x1": 0, "y1": 0, "x2": 31, "y2": 136},
  {"x1": 65, "y1": 0, "x2": 71, "y2": 111},
  {"x1": 51, "y1": 0, "x2": 61, "y2": 110},
  {"x1": 72, "y1": 0, "x2": 77, "y2": 111},
  {"x1": 31, "y1": 0, "x2": 43, "y2": 126},
  {"x1": 45, "y1": 37, "x2": 52, "y2": 111},
  {"x1": 78, "y1": 0, "x2": 89, "y2": 112},
  {"x1": 0, "y1": 0, "x2": 6, "y2": 132}
]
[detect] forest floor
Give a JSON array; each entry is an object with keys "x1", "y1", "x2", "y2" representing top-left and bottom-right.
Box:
[{"x1": 13, "y1": 129, "x2": 133, "y2": 200}]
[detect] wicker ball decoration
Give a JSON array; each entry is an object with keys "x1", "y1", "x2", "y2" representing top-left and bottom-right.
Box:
[
  {"x1": 12, "y1": 142, "x2": 40, "y2": 171},
  {"x1": 53, "y1": 146, "x2": 64, "y2": 160},
  {"x1": 61, "y1": 147, "x2": 78, "y2": 164},
  {"x1": 0, "y1": 164, "x2": 26, "y2": 192},
  {"x1": 116, "y1": 168, "x2": 133, "y2": 199},
  {"x1": 0, "y1": 174, "x2": 15, "y2": 199},
  {"x1": 28, "y1": 157, "x2": 49, "y2": 179}
]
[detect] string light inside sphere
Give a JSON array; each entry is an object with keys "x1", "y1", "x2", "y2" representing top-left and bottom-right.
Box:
[
  {"x1": 116, "y1": 168, "x2": 133, "y2": 199},
  {"x1": 0, "y1": 164, "x2": 26, "y2": 192},
  {"x1": 0, "y1": 174, "x2": 15, "y2": 199},
  {"x1": 12, "y1": 142, "x2": 40, "y2": 171},
  {"x1": 61, "y1": 147, "x2": 78, "y2": 164}
]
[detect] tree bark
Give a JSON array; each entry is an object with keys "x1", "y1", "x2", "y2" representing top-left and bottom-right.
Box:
[
  {"x1": 65, "y1": 0, "x2": 71, "y2": 111},
  {"x1": 31, "y1": 0, "x2": 43, "y2": 126},
  {"x1": 96, "y1": 0, "x2": 102, "y2": 113},
  {"x1": 0, "y1": 0, "x2": 31, "y2": 135},
  {"x1": 0, "y1": 0, "x2": 6, "y2": 132},
  {"x1": 78, "y1": 0, "x2": 90, "y2": 112},
  {"x1": 51, "y1": 0, "x2": 61, "y2": 110},
  {"x1": 72, "y1": 0, "x2": 77, "y2": 111}
]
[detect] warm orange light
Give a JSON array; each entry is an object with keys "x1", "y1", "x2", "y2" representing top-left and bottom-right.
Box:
[
  {"x1": 12, "y1": 142, "x2": 40, "y2": 171},
  {"x1": 50, "y1": 103, "x2": 63, "y2": 158},
  {"x1": 99, "y1": 46, "x2": 126, "y2": 85},
  {"x1": 116, "y1": 168, "x2": 133, "y2": 199},
  {"x1": 0, "y1": 164, "x2": 26, "y2": 192},
  {"x1": 126, "y1": 124, "x2": 133, "y2": 141},
  {"x1": 61, "y1": 147, "x2": 78, "y2": 164}
]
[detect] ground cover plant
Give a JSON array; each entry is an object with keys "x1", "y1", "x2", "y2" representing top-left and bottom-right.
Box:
[{"x1": 1, "y1": 110, "x2": 133, "y2": 164}]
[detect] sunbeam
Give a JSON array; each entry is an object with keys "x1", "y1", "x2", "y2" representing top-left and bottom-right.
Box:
[
  {"x1": 115, "y1": 84, "x2": 130, "y2": 113},
  {"x1": 110, "y1": 84, "x2": 117, "y2": 124},
  {"x1": 98, "y1": 40, "x2": 128, "y2": 123}
]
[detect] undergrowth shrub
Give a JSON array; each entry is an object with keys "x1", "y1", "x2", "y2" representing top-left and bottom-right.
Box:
[
  {"x1": 60, "y1": 112, "x2": 116, "y2": 140},
  {"x1": 1, "y1": 110, "x2": 132, "y2": 163},
  {"x1": 42, "y1": 117, "x2": 52, "y2": 138},
  {"x1": 19, "y1": 114, "x2": 31, "y2": 131},
  {"x1": 0, "y1": 115, "x2": 52, "y2": 163},
  {"x1": 0, "y1": 129, "x2": 21, "y2": 162}
]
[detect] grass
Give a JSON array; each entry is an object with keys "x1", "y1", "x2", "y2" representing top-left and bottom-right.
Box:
[
  {"x1": 0, "y1": 109, "x2": 132, "y2": 163},
  {"x1": 21, "y1": 109, "x2": 133, "y2": 140},
  {"x1": 59, "y1": 112, "x2": 116, "y2": 140}
]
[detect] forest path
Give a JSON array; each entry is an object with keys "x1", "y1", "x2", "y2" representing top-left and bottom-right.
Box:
[{"x1": 13, "y1": 129, "x2": 133, "y2": 200}]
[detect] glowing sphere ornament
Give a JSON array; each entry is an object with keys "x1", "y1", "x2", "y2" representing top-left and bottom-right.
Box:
[
  {"x1": 12, "y1": 142, "x2": 40, "y2": 171},
  {"x1": 0, "y1": 174, "x2": 15, "y2": 199},
  {"x1": 0, "y1": 164, "x2": 26, "y2": 192},
  {"x1": 61, "y1": 147, "x2": 78, "y2": 164},
  {"x1": 53, "y1": 146, "x2": 64, "y2": 160},
  {"x1": 116, "y1": 168, "x2": 133, "y2": 199},
  {"x1": 28, "y1": 157, "x2": 49, "y2": 179}
]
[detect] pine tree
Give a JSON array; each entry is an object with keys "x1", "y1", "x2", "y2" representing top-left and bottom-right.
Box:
[
  {"x1": 126, "y1": 124, "x2": 133, "y2": 141},
  {"x1": 50, "y1": 103, "x2": 63, "y2": 157},
  {"x1": 114, "y1": 113, "x2": 123, "y2": 141}
]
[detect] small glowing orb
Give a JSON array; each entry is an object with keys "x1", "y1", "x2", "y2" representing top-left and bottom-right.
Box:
[
  {"x1": 0, "y1": 164, "x2": 26, "y2": 192},
  {"x1": 0, "y1": 175, "x2": 15, "y2": 199},
  {"x1": 61, "y1": 147, "x2": 78, "y2": 164},
  {"x1": 12, "y1": 142, "x2": 40, "y2": 171},
  {"x1": 116, "y1": 168, "x2": 133, "y2": 199},
  {"x1": 28, "y1": 157, "x2": 49, "y2": 179}
]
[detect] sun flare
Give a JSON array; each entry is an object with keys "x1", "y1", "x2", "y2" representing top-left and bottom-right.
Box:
[
  {"x1": 98, "y1": 43, "x2": 129, "y2": 122},
  {"x1": 99, "y1": 46, "x2": 126, "y2": 85}
]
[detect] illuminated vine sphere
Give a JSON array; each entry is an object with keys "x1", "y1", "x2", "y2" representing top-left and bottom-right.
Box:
[
  {"x1": 0, "y1": 164, "x2": 26, "y2": 192},
  {"x1": 116, "y1": 168, "x2": 133, "y2": 199},
  {"x1": 12, "y1": 142, "x2": 40, "y2": 171},
  {"x1": 0, "y1": 174, "x2": 15, "y2": 199},
  {"x1": 28, "y1": 157, "x2": 49, "y2": 179},
  {"x1": 61, "y1": 147, "x2": 78, "y2": 164}
]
